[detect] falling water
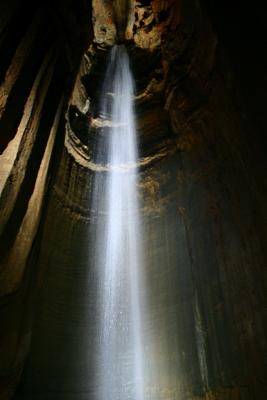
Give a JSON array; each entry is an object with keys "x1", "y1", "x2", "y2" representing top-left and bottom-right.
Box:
[{"x1": 94, "y1": 45, "x2": 145, "y2": 400}]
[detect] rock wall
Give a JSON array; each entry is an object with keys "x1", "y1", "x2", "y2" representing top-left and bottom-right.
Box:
[
  {"x1": 0, "y1": 1, "x2": 92, "y2": 398},
  {"x1": 0, "y1": 0, "x2": 266, "y2": 399}
]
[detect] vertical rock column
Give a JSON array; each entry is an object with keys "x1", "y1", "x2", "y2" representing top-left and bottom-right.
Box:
[{"x1": 0, "y1": 1, "x2": 92, "y2": 398}]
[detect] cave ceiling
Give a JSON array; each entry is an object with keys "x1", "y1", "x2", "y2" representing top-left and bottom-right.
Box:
[{"x1": 66, "y1": 0, "x2": 217, "y2": 172}]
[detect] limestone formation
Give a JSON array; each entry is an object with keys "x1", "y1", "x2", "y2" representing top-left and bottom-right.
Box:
[{"x1": 0, "y1": 1, "x2": 266, "y2": 399}]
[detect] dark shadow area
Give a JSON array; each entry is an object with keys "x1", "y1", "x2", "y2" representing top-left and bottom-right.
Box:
[{"x1": 201, "y1": 0, "x2": 267, "y2": 151}]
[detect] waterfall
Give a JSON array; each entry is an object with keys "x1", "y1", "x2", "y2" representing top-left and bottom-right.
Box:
[{"x1": 94, "y1": 45, "x2": 145, "y2": 400}]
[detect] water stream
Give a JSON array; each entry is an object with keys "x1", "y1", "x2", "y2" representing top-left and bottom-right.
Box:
[{"x1": 94, "y1": 45, "x2": 145, "y2": 400}]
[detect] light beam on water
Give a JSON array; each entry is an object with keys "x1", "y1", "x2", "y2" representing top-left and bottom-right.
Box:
[{"x1": 94, "y1": 45, "x2": 145, "y2": 400}]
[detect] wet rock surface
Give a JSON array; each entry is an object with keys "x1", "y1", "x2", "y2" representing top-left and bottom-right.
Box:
[{"x1": 0, "y1": 0, "x2": 266, "y2": 399}]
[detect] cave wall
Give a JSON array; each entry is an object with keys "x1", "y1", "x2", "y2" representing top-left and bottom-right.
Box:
[
  {"x1": 0, "y1": 0, "x2": 266, "y2": 399},
  {"x1": 0, "y1": 1, "x2": 92, "y2": 398}
]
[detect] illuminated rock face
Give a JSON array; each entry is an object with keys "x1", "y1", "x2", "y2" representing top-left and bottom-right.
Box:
[
  {"x1": 0, "y1": 1, "x2": 92, "y2": 398},
  {"x1": 0, "y1": 1, "x2": 267, "y2": 399}
]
